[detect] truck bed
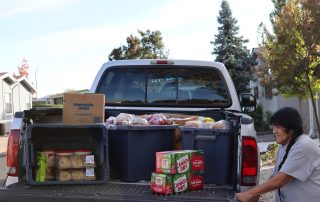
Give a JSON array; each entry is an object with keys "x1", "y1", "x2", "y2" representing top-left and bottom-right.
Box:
[{"x1": 1, "y1": 182, "x2": 235, "y2": 202}]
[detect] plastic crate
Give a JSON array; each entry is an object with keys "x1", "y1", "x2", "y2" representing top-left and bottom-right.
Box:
[
  {"x1": 108, "y1": 125, "x2": 175, "y2": 182},
  {"x1": 181, "y1": 127, "x2": 233, "y2": 185},
  {"x1": 25, "y1": 124, "x2": 109, "y2": 185}
]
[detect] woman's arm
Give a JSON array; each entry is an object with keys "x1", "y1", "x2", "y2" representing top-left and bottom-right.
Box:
[{"x1": 236, "y1": 172, "x2": 294, "y2": 202}]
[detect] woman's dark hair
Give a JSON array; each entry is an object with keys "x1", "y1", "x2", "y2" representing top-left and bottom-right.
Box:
[{"x1": 269, "y1": 107, "x2": 303, "y2": 201}]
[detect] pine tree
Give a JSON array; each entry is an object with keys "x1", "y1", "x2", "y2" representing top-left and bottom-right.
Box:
[{"x1": 211, "y1": 0, "x2": 252, "y2": 95}]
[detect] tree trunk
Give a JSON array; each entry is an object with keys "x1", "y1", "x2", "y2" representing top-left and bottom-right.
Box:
[{"x1": 305, "y1": 70, "x2": 320, "y2": 139}]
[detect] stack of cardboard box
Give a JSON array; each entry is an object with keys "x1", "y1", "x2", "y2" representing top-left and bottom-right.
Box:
[{"x1": 151, "y1": 150, "x2": 204, "y2": 194}]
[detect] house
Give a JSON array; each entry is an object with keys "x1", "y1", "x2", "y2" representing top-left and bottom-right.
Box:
[
  {"x1": 250, "y1": 47, "x2": 319, "y2": 137},
  {"x1": 0, "y1": 72, "x2": 36, "y2": 134}
]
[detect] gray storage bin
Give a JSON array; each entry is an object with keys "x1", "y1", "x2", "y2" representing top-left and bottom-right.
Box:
[
  {"x1": 25, "y1": 124, "x2": 109, "y2": 185},
  {"x1": 181, "y1": 127, "x2": 234, "y2": 185},
  {"x1": 108, "y1": 125, "x2": 176, "y2": 182}
]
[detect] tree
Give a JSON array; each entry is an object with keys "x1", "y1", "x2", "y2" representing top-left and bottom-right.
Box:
[
  {"x1": 211, "y1": 0, "x2": 252, "y2": 95},
  {"x1": 261, "y1": 0, "x2": 320, "y2": 136},
  {"x1": 108, "y1": 30, "x2": 169, "y2": 61}
]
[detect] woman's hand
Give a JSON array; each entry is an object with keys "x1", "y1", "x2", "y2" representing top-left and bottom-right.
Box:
[{"x1": 236, "y1": 192, "x2": 260, "y2": 202}]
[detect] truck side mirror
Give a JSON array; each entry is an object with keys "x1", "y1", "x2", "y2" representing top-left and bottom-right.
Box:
[{"x1": 239, "y1": 93, "x2": 256, "y2": 113}]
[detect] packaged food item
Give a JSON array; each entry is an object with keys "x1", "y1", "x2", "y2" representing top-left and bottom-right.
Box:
[
  {"x1": 151, "y1": 172, "x2": 189, "y2": 194},
  {"x1": 72, "y1": 149, "x2": 95, "y2": 168},
  {"x1": 55, "y1": 150, "x2": 73, "y2": 169},
  {"x1": 150, "y1": 173, "x2": 173, "y2": 195},
  {"x1": 71, "y1": 169, "x2": 84, "y2": 181},
  {"x1": 45, "y1": 167, "x2": 55, "y2": 180},
  {"x1": 212, "y1": 120, "x2": 229, "y2": 129},
  {"x1": 84, "y1": 167, "x2": 96, "y2": 180},
  {"x1": 37, "y1": 150, "x2": 56, "y2": 180},
  {"x1": 173, "y1": 173, "x2": 189, "y2": 193},
  {"x1": 184, "y1": 120, "x2": 202, "y2": 128},
  {"x1": 42, "y1": 150, "x2": 55, "y2": 167},
  {"x1": 56, "y1": 169, "x2": 72, "y2": 181},
  {"x1": 70, "y1": 155, "x2": 84, "y2": 168},
  {"x1": 190, "y1": 150, "x2": 204, "y2": 172},
  {"x1": 35, "y1": 152, "x2": 47, "y2": 182},
  {"x1": 188, "y1": 172, "x2": 204, "y2": 191},
  {"x1": 156, "y1": 150, "x2": 191, "y2": 174}
]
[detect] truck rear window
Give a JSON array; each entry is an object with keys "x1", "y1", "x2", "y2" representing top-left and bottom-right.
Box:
[{"x1": 96, "y1": 66, "x2": 231, "y2": 107}]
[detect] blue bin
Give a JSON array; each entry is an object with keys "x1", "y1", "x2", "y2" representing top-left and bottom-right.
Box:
[
  {"x1": 108, "y1": 125, "x2": 175, "y2": 182},
  {"x1": 181, "y1": 127, "x2": 234, "y2": 185}
]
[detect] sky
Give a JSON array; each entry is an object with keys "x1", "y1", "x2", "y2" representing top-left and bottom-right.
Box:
[{"x1": 0, "y1": 0, "x2": 274, "y2": 98}]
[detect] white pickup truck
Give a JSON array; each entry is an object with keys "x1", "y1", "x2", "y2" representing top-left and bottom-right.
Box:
[{"x1": 1, "y1": 59, "x2": 259, "y2": 202}]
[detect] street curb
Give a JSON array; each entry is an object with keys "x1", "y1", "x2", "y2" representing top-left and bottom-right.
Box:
[{"x1": 0, "y1": 152, "x2": 6, "y2": 158}]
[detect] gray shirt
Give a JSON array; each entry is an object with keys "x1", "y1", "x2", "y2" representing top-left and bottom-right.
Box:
[{"x1": 273, "y1": 134, "x2": 320, "y2": 202}]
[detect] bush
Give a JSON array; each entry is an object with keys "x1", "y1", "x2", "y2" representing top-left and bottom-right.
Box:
[
  {"x1": 261, "y1": 143, "x2": 278, "y2": 166},
  {"x1": 247, "y1": 105, "x2": 271, "y2": 132}
]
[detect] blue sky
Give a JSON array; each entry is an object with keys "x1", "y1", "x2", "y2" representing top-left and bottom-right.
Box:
[{"x1": 0, "y1": 0, "x2": 274, "y2": 98}]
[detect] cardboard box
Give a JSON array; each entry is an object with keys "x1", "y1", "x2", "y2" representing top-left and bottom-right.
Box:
[
  {"x1": 63, "y1": 93, "x2": 105, "y2": 124},
  {"x1": 150, "y1": 172, "x2": 204, "y2": 194},
  {"x1": 151, "y1": 173, "x2": 174, "y2": 195},
  {"x1": 156, "y1": 150, "x2": 204, "y2": 174},
  {"x1": 156, "y1": 150, "x2": 191, "y2": 174}
]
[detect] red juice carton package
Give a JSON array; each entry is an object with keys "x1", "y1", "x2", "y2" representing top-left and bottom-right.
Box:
[
  {"x1": 156, "y1": 150, "x2": 190, "y2": 174},
  {"x1": 188, "y1": 171, "x2": 204, "y2": 191},
  {"x1": 150, "y1": 173, "x2": 173, "y2": 195},
  {"x1": 173, "y1": 173, "x2": 189, "y2": 193},
  {"x1": 189, "y1": 150, "x2": 204, "y2": 172}
]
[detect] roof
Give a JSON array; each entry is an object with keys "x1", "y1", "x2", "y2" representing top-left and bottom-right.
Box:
[
  {"x1": 0, "y1": 72, "x2": 37, "y2": 93},
  {"x1": 0, "y1": 72, "x2": 16, "y2": 84}
]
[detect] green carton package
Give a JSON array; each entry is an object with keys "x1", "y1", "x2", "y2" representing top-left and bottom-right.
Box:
[{"x1": 156, "y1": 150, "x2": 204, "y2": 174}]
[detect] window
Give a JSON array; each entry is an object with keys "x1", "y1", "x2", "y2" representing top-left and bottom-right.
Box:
[
  {"x1": 96, "y1": 65, "x2": 231, "y2": 107},
  {"x1": 5, "y1": 92, "x2": 12, "y2": 113}
]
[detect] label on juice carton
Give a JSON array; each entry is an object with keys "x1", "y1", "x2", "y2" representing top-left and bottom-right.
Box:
[
  {"x1": 175, "y1": 151, "x2": 190, "y2": 173},
  {"x1": 156, "y1": 151, "x2": 174, "y2": 174},
  {"x1": 150, "y1": 173, "x2": 173, "y2": 195},
  {"x1": 188, "y1": 172, "x2": 204, "y2": 191},
  {"x1": 190, "y1": 150, "x2": 204, "y2": 172},
  {"x1": 173, "y1": 173, "x2": 189, "y2": 193}
]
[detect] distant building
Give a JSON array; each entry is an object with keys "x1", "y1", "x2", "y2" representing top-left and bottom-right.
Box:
[
  {"x1": 0, "y1": 72, "x2": 36, "y2": 134},
  {"x1": 38, "y1": 89, "x2": 89, "y2": 105},
  {"x1": 250, "y1": 47, "x2": 319, "y2": 136}
]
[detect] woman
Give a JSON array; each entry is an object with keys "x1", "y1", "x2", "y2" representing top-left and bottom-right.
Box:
[{"x1": 236, "y1": 107, "x2": 320, "y2": 202}]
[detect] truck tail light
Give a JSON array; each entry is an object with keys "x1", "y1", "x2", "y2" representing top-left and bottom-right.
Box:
[
  {"x1": 6, "y1": 129, "x2": 20, "y2": 177},
  {"x1": 241, "y1": 136, "x2": 258, "y2": 186}
]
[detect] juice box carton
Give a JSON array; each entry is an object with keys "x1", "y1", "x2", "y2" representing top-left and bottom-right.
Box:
[
  {"x1": 156, "y1": 150, "x2": 190, "y2": 174},
  {"x1": 150, "y1": 173, "x2": 173, "y2": 195},
  {"x1": 172, "y1": 173, "x2": 189, "y2": 193},
  {"x1": 151, "y1": 172, "x2": 203, "y2": 194},
  {"x1": 189, "y1": 150, "x2": 204, "y2": 172},
  {"x1": 188, "y1": 171, "x2": 204, "y2": 191},
  {"x1": 156, "y1": 150, "x2": 204, "y2": 174}
]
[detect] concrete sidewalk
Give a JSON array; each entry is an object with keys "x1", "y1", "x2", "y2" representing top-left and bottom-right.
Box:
[{"x1": 257, "y1": 133, "x2": 275, "y2": 143}]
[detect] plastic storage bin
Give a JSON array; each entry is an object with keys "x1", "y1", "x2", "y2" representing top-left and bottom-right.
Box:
[
  {"x1": 25, "y1": 124, "x2": 109, "y2": 185},
  {"x1": 108, "y1": 125, "x2": 175, "y2": 182},
  {"x1": 181, "y1": 127, "x2": 234, "y2": 185}
]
